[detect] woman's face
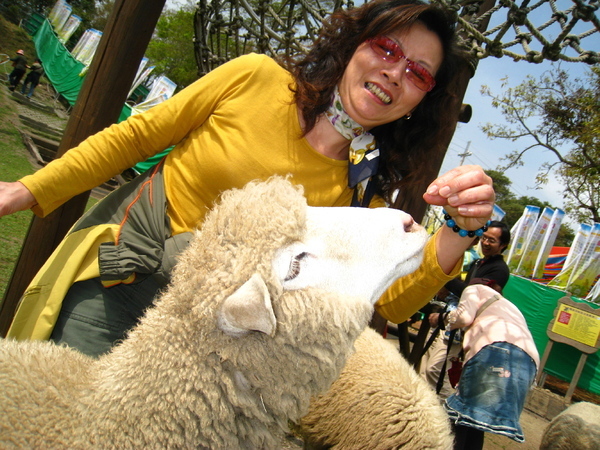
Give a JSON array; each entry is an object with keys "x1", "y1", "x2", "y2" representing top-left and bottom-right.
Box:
[{"x1": 338, "y1": 22, "x2": 444, "y2": 130}]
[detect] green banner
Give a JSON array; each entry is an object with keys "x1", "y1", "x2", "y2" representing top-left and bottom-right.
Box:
[
  {"x1": 504, "y1": 275, "x2": 600, "y2": 395},
  {"x1": 33, "y1": 19, "x2": 85, "y2": 105}
]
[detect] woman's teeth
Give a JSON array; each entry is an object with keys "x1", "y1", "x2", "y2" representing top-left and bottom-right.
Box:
[{"x1": 366, "y1": 82, "x2": 391, "y2": 104}]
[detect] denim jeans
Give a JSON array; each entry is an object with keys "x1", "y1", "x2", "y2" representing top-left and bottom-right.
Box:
[{"x1": 444, "y1": 341, "x2": 537, "y2": 443}]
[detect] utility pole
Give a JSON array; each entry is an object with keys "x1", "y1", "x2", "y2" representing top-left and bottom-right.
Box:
[{"x1": 458, "y1": 141, "x2": 472, "y2": 165}]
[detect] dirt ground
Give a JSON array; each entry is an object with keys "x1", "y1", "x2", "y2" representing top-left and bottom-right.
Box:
[{"x1": 483, "y1": 409, "x2": 548, "y2": 450}]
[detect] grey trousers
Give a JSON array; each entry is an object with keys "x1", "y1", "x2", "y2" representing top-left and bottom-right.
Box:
[{"x1": 50, "y1": 275, "x2": 165, "y2": 358}]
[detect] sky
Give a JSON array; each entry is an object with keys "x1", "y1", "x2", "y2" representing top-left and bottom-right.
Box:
[{"x1": 439, "y1": 1, "x2": 599, "y2": 224}]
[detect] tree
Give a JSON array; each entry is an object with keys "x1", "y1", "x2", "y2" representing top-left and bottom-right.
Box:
[
  {"x1": 481, "y1": 66, "x2": 600, "y2": 223},
  {"x1": 145, "y1": 1, "x2": 198, "y2": 90},
  {"x1": 485, "y1": 169, "x2": 574, "y2": 246}
]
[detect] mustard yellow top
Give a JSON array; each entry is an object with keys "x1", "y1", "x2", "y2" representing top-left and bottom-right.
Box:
[{"x1": 12, "y1": 54, "x2": 458, "y2": 339}]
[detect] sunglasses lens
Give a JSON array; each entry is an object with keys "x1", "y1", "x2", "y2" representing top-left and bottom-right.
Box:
[
  {"x1": 406, "y1": 62, "x2": 436, "y2": 92},
  {"x1": 370, "y1": 37, "x2": 401, "y2": 62},
  {"x1": 368, "y1": 36, "x2": 436, "y2": 92}
]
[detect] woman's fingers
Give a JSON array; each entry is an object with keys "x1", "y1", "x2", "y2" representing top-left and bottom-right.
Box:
[{"x1": 423, "y1": 165, "x2": 495, "y2": 230}]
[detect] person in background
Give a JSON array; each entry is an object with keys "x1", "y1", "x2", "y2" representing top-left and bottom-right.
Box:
[
  {"x1": 0, "y1": 0, "x2": 495, "y2": 357},
  {"x1": 420, "y1": 222, "x2": 511, "y2": 397},
  {"x1": 446, "y1": 220, "x2": 511, "y2": 296},
  {"x1": 7, "y1": 49, "x2": 28, "y2": 91},
  {"x1": 20, "y1": 58, "x2": 44, "y2": 99},
  {"x1": 443, "y1": 284, "x2": 539, "y2": 449}
]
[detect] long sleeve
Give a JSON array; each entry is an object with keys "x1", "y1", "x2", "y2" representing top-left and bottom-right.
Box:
[{"x1": 375, "y1": 228, "x2": 461, "y2": 323}]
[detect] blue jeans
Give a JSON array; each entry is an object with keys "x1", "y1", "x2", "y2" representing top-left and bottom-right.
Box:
[{"x1": 444, "y1": 342, "x2": 537, "y2": 443}]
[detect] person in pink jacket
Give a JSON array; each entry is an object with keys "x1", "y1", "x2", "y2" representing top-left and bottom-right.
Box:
[{"x1": 442, "y1": 284, "x2": 540, "y2": 449}]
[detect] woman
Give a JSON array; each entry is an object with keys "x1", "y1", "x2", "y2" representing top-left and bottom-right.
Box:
[
  {"x1": 442, "y1": 284, "x2": 540, "y2": 448},
  {"x1": 0, "y1": 0, "x2": 494, "y2": 357}
]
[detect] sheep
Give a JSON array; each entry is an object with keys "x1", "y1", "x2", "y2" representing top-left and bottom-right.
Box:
[
  {"x1": 0, "y1": 176, "x2": 428, "y2": 449},
  {"x1": 539, "y1": 401, "x2": 600, "y2": 450},
  {"x1": 300, "y1": 327, "x2": 454, "y2": 450}
]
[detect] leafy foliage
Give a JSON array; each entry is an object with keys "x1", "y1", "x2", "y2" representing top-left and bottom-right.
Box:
[
  {"x1": 481, "y1": 66, "x2": 600, "y2": 223},
  {"x1": 144, "y1": 2, "x2": 199, "y2": 90},
  {"x1": 486, "y1": 170, "x2": 574, "y2": 246}
]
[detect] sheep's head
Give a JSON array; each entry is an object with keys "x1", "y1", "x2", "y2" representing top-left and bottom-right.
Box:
[
  {"x1": 111, "y1": 176, "x2": 430, "y2": 445},
  {"x1": 217, "y1": 196, "x2": 428, "y2": 338},
  {"x1": 168, "y1": 175, "x2": 428, "y2": 339}
]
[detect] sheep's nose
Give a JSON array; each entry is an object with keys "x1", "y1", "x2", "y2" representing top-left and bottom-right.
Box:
[{"x1": 402, "y1": 215, "x2": 416, "y2": 233}]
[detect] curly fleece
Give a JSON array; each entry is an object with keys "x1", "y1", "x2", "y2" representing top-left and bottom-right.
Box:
[
  {"x1": 300, "y1": 327, "x2": 454, "y2": 450},
  {"x1": 0, "y1": 177, "x2": 374, "y2": 448}
]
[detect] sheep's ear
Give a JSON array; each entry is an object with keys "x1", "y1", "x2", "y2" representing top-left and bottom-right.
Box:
[{"x1": 217, "y1": 273, "x2": 277, "y2": 337}]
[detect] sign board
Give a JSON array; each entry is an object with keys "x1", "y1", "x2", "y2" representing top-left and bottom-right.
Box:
[
  {"x1": 551, "y1": 301, "x2": 600, "y2": 349},
  {"x1": 538, "y1": 296, "x2": 600, "y2": 403}
]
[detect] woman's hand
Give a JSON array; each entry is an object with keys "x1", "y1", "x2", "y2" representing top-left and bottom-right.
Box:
[
  {"x1": 0, "y1": 182, "x2": 37, "y2": 217},
  {"x1": 423, "y1": 165, "x2": 494, "y2": 231}
]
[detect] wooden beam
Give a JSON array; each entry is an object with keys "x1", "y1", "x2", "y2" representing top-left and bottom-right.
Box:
[{"x1": 0, "y1": 0, "x2": 167, "y2": 336}]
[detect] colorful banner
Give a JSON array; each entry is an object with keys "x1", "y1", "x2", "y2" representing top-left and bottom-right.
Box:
[
  {"x1": 57, "y1": 13, "x2": 81, "y2": 44},
  {"x1": 565, "y1": 223, "x2": 600, "y2": 298},
  {"x1": 131, "y1": 75, "x2": 177, "y2": 114},
  {"x1": 422, "y1": 206, "x2": 444, "y2": 235},
  {"x1": 506, "y1": 205, "x2": 541, "y2": 272},
  {"x1": 532, "y1": 208, "x2": 565, "y2": 279},
  {"x1": 71, "y1": 28, "x2": 103, "y2": 68},
  {"x1": 127, "y1": 58, "x2": 155, "y2": 99},
  {"x1": 49, "y1": 0, "x2": 71, "y2": 34},
  {"x1": 491, "y1": 204, "x2": 506, "y2": 221},
  {"x1": 514, "y1": 206, "x2": 554, "y2": 277},
  {"x1": 548, "y1": 223, "x2": 593, "y2": 290},
  {"x1": 48, "y1": 0, "x2": 69, "y2": 30},
  {"x1": 586, "y1": 278, "x2": 600, "y2": 303}
]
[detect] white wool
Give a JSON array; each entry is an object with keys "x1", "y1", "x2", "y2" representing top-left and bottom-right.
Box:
[
  {"x1": 301, "y1": 327, "x2": 454, "y2": 450},
  {"x1": 0, "y1": 177, "x2": 427, "y2": 448},
  {"x1": 540, "y1": 401, "x2": 600, "y2": 450}
]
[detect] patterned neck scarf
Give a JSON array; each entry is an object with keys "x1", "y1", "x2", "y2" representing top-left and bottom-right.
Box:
[{"x1": 325, "y1": 86, "x2": 379, "y2": 207}]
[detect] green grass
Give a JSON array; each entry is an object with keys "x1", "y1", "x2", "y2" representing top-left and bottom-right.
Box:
[
  {"x1": 0, "y1": 88, "x2": 100, "y2": 301},
  {"x1": 0, "y1": 88, "x2": 35, "y2": 300}
]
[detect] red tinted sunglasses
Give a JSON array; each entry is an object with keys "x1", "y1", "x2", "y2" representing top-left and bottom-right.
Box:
[{"x1": 368, "y1": 36, "x2": 436, "y2": 92}]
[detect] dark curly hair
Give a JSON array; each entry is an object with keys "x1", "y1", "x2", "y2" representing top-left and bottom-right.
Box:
[{"x1": 284, "y1": 0, "x2": 467, "y2": 205}]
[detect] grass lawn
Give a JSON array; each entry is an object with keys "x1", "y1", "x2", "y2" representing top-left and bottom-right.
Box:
[
  {"x1": 0, "y1": 84, "x2": 36, "y2": 300},
  {"x1": 0, "y1": 87, "x2": 101, "y2": 304}
]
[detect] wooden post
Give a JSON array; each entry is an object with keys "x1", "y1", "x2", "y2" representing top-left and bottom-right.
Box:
[{"x1": 0, "y1": 0, "x2": 167, "y2": 336}]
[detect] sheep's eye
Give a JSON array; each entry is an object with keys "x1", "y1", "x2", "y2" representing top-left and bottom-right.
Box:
[{"x1": 284, "y1": 252, "x2": 308, "y2": 281}]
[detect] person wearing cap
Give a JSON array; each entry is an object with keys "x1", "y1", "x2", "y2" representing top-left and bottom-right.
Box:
[
  {"x1": 8, "y1": 50, "x2": 28, "y2": 91},
  {"x1": 21, "y1": 58, "x2": 44, "y2": 99}
]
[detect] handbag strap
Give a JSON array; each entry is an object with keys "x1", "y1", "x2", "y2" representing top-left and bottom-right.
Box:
[{"x1": 474, "y1": 294, "x2": 500, "y2": 320}]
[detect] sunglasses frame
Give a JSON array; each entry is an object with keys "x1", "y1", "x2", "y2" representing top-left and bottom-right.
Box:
[{"x1": 367, "y1": 36, "x2": 436, "y2": 92}]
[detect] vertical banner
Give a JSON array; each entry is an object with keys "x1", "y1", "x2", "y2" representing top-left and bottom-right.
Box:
[
  {"x1": 128, "y1": 58, "x2": 155, "y2": 99},
  {"x1": 51, "y1": 1, "x2": 72, "y2": 34},
  {"x1": 48, "y1": 0, "x2": 68, "y2": 29},
  {"x1": 71, "y1": 29, "x2": 103, "y2": 68},
  {"x1": 586, "y1": 278, "x2": 600, "y2": 304},
  {"x1": 422, "y1": 206, "x2": 444, "y2": 235},
  {"x1": 515, "y1": 207, "x2": 555, "y2": 277},
  {"x1": 564, "y1": 223, "x2": 600, "y2": 298},
  {"x1": 532, "y1": 208, "x2": 565, "y2": 279},
  {"x1": 131, "y1": 76, "x2": 177, "y2": 114},
  {"x1": 506, "y1": 205, "x2": 541, "y2": 272},
  {"x1": 492, "y1": 204, "x2": 506, "y2": 222},
  {"x1": 549, "y1": 223, "x2": 593, "y2": 290},
  {"x1": 58, "y1": 14, "x2": 81, "y2": 44}
]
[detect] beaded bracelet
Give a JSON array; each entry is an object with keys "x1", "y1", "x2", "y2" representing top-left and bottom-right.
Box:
[{"x1": 443, "y1": 210, "x2": 491, "y2": 238}]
